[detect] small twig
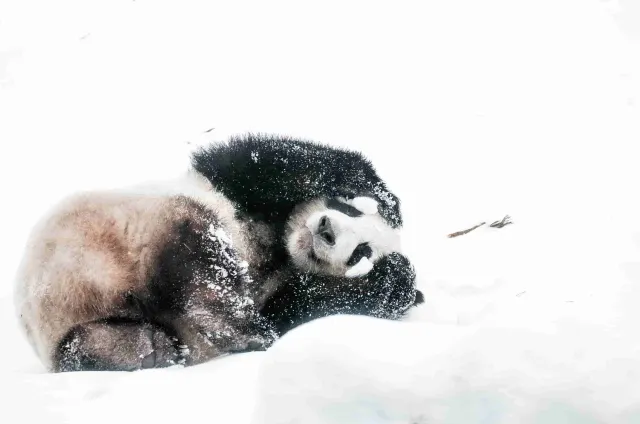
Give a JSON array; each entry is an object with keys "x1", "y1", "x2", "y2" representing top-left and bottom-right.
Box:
[
  {"x1": 447, "y1": 215, "x2": 513, "y2": 238},
  {"x1": 447, "y1": 222, "x2": 486, "y2": 238},
  {"x1": 490, "y1": 215, "x2": 513, "y2": 228}
]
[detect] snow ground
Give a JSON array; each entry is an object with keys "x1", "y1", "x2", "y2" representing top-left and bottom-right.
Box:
[{"x1": 1, "y1": 0, "x2": 640, "y2": 422}]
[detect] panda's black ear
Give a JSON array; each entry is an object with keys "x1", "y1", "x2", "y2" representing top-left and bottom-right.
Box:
[{"x1": 377, "y1": 191, "x2": 402, "y2": 228}]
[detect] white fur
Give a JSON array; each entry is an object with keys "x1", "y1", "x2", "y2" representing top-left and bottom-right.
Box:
[
  {"x1": 305, "y1": 209, "x2": 401, "y2": 267},
  {"x1": 344, "y1": 257, "x2": 374, "y2": 277},
  {"x1": 286, "y1": 198, "x2": 401, "y2": 277},
  {"x1": 348, "y1": 197, "x2": 379, "y2": 215}
]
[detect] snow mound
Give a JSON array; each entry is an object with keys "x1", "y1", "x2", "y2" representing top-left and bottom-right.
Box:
[{"x1": 254, "y1": 315, "x2": 640, "y2": 424}]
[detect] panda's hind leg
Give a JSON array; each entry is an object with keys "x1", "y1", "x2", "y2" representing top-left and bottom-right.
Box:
[{"x1": 54, "y1": 319, "x2": 181, "y2": 372}]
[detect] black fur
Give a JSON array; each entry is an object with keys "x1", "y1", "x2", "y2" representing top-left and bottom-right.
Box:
[
  {"x1": 55, "y1": 320, "x2": 179, "y2": 372},
  {"x1": 191, "y1": 133, "x2": 403, "y2": 228},
  {"x1": 261, "y1": 253, "x2": 421, "y2": 335},
  {"x1": 346, "y1": 243, "x2": 373, "y2": 267},
  {"x1": 191, "y1": 134, "x2": 423, "y2": 337},
  {"x1": 326, "y1": 198, "x2": 364, "y2": 218},
  {"x1": 145, "y1": 197, "x2": 276, "y2": 360}
]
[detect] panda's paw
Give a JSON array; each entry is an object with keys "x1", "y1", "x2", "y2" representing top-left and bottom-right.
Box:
[
  {"x1": 368, "y1": 252, "x2": 419, "y2": 318},
  {"x1": 141, "y1": 328, "x2": 184, "y2": 369},
  {"x1": 228, "y1": 316, "x2": 278, "y2": 353},
  {"x1": 383, "y1": 253, "x2": 418, "y2": 314},
  {"x1": 250, "y1": 316, "x2": 279, "y2": 349}
]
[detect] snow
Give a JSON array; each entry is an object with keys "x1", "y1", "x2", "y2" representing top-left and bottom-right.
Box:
[
  {"x1": 1, "y1": 0, "x2": 640, "y2": 423},
  {"x1": 254, "y1": 315, "x2": 640, "y2": 424},
  {"x1": 212, "y1": 225, "x2": 233, "y2": 247}
]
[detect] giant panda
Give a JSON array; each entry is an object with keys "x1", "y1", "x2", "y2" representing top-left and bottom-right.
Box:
[
  {"x1": 14, "y1": 133, "x2": 423, "y2": 373},
  {"x1": 190, "y1": 134, "x2": 424, "y2": 335}
]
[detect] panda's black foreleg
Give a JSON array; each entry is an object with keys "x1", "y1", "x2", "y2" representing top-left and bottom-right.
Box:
[
  {"x1": 261, "y1": 253, "x2": 422, "y2": 335},
  {"x1": 54, "y1": 319, "x2": 181, "y2": 372},
  {"x1": 167, "y1": 307, "x2": 276, "y2": 366}
]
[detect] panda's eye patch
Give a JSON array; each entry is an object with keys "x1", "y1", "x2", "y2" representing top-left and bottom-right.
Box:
[
  {"x1": 326, "y1": 198, "x2": 363, "y2": 218},
  {"x1": 346, "y1": 243, "x2": 372, "y2": 266}
]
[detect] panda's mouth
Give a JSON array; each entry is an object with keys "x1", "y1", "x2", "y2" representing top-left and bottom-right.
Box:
[
  {"x1": 296, "y1": 228, "x2": 324, "y2": 264},
  {"x1": 308, "y1": 248, "x2": 323, "y2": 264}
]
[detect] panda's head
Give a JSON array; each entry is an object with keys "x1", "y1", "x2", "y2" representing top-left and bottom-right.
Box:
[{"x1": 285, "y1": 196, "x2": 401, "y2": 277}]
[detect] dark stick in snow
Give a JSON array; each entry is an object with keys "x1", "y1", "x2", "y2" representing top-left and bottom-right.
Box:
[
  {"x1": 489, "y1": 215, "x2": 513, "y2": 228},
  {"x1": 447, "y1": 215, "x2": 513, "y2": 238},
  {"x1": 447, "y1": 222, "x2": 486, "y2": 238}
]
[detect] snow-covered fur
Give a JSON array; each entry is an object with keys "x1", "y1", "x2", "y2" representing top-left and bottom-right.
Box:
[
  {"x1": 14, "y1": 134, "x2": 423, "y2": 372},
  {"x1": 191, "y1": 134, "x2": 423, "y2": 335},
  {"x1": 14, "y1": 170, "x2": 276, "y2": 372}
]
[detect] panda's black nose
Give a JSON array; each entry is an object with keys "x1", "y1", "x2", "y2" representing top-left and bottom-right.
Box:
[{"x1": 317, "y1": 216, "x2": 335, "y2": 246}]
